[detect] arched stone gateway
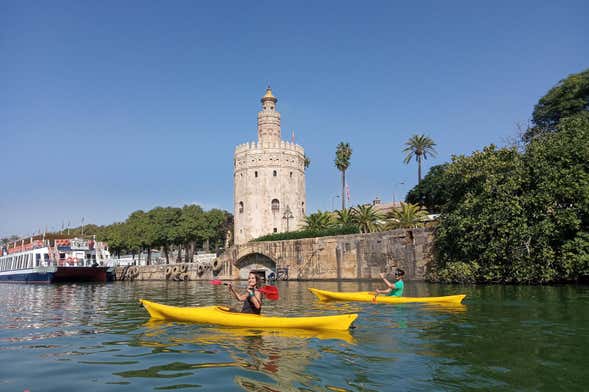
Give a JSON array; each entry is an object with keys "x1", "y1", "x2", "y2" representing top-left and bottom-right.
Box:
[
  {"x1": 235, "y1": 252, "x2": 277, "y2": 280},
  {"x1": 216, "y1": 228, "x2": 435, "y2": 281}
]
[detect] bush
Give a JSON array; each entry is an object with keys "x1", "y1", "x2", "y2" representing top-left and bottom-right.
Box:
[
  {"x1": 427, "y1": 261, "x2": 479, "y2": 284},
  {"x1": 253, "y1": 225, "x2": 358, "y2": 242}
]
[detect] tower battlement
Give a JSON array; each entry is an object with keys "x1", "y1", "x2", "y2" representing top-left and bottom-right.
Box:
[{"x1": 235, "y1": 140, "x2": 305, "y2": 155}]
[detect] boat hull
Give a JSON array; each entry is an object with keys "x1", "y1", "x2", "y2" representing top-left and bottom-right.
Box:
[
  {"x1": 308, "y1": 288, "x2": 466, "y2": 304},
  {"x1": 0, "y1": 269, "x2": 54, "y2": 283},
  {"x1": 53, "y1": 266, "x2": 112, "y2": 282},
  {"x1": 0, "y1": 267, "x2": 113, "y2": 283},
  {"x1": 140, "y1": 299, "x2": 357, "y2": 331}
]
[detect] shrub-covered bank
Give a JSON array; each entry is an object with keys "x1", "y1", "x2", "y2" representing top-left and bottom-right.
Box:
[{"x1": 409, "y1": 69, "x2": 589, "y2": 283}]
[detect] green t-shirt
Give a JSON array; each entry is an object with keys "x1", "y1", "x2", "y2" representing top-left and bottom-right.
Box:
[{"x1": 387, "y1": 279, "x2": 404, "y2": 296}]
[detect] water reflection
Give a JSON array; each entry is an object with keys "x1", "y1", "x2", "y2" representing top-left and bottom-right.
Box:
[
  {"x1": 130, "y1": 320, "x2": 355, "y2": 391},
  {"x1": 0, "y1": 281, "x2": 587, "y2": 391}
]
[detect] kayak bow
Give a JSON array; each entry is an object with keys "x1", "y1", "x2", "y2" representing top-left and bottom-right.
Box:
[{"x1": 139, "y1": 299, "x2": 357, "y2": 331}]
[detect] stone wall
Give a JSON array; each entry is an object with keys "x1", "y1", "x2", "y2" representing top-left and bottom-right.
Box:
[
  {"x1": 116, "y1": 228, "x2": 435, "y2": 281},
  {"x1": 114, "y1": 262, "x2": 216, "y2": 281},
  {"x1": 217, "y1": 228, "x2": 435, "y2": 281}
]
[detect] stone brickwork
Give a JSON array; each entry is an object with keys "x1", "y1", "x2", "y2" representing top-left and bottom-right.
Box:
[
  {"x1": 216, "y1": 228, "x2": 435, "y2": 281},
  {"x1": 114, "y1": 263, "x2": 216, "y2": 281},
  {"x1": 233, "y1": 87, "x2": 306, "y2": 245}
]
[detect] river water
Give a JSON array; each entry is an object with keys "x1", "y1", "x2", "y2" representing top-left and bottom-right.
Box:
[{"x1": 0, "y1": 281, "x2": 588, "y2": 391}]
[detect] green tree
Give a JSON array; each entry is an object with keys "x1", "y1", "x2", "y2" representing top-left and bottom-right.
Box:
[
  {"x1": 203, "y1": 209, "x2": 230, "y2": 252},
  {"x1": 524, "y1": 115, "x2": 589, "y2": 279},
  {"x1": 335, "y1": 142, "x2": 352, "y2": 210},
  {"x1": 303, "y1": 211, "x2": 334, "y2": 231},
  {"x1": 304, "y1": 154, "x2": 311, "y2": 170},
  {"x1": 405, "y1": 163, "x2": 450, "y2": 213},
  {"x1": 148, "y1": 207, "x2": 181, "y2": 264},
  {"x1": 127, "y1": 210, "x2": 156, "y2": 265},
  {"x1": 384, "y1": 203, "x2": 429, "y2": 230},
  {"x1": 335, "y1": 208, "x2": 355, "y2": 226},
  {"x1": 179, "y1": 204, "x2": 206, "y2": 262},
  {"x1": 525, "y1": 68, "x2": 589, "y2": 141},
  {"x1": 434, "y1": 146, "x2": 531, "y2": 283},
  {"x1": 351, "y1": 204, "x2": 382, "y2": 233},
  {"x1": 403, "y1": 134, "x2": 437, "y2": 184}
]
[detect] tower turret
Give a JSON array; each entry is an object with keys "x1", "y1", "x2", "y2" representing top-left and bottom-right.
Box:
[{"x1": 257, "y1": 86, "x2": 281, "y2": 145}]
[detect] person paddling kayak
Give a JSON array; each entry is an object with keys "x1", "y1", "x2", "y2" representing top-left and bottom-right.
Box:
[
  {"x1": 374, "y1": 269, "x2": 405, "y2": 298},
  {"x1": 228, "y1": 272, "x2": 263, "y2": 314}
]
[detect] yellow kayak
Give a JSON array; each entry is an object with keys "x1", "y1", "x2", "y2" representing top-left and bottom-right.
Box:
[
  {"x1": 139, "y1": 299, "x2": 357, "y2": 331},
  {"x1": 308, "y1": 288, "x2": 466, "y2": 304}
]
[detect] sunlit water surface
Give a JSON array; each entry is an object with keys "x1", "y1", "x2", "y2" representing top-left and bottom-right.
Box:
[{"x1": 0, "y1": 281, "x2": 588, "y2": 391}]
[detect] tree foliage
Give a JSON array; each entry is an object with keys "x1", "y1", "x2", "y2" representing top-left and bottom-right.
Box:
[
  {"x1": 43, "y1": 204, "x2": 233, "y2": 263},
  {"x1": 405, "y1": 164, "x2": 450, "y2": 213},
  {"x1": 335, "y1": 142, "x2": 352, "y2": 210},
  {"x1": 430, "y1": 115, "x2": 589, "y2": 283},
  {"x1": 351, "y1": 204, "x2": 382, "y2": 233},
  {"x1": 384, "y1": 203, "x2": 429, "y2": 230},
  {"x1": 302, "y1": 211, "x2": 334, "y2": 231},
  {"x1": 524, "y1": 68, "x2": 589, "y2": 141},
  {"x1": 403, "y1": 134, "x2": 437, "y2": 183}
]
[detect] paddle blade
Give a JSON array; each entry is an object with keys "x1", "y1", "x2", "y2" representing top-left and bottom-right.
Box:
[{"x1": 259, "y1": 285, "x2": 279, "y2": 300}]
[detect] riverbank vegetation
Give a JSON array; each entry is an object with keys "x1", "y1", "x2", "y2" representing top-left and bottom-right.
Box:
[
  {"x1": 5, "y1": 205, "x2": 233, "y2": 265},
  {"x1": 408, "y1": 68, "x2": 589, "y2": 283},
  {"x1": 254, "y1": 203, "x2": 429, "y2": 241}
]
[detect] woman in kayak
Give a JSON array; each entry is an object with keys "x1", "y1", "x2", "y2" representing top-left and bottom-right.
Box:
[
  {"x1": 228, "y1": 272, "x2": 263, "y2": 314},
  {"x1": 375, "y1": 269, "x2": 405, "y2": 297}
]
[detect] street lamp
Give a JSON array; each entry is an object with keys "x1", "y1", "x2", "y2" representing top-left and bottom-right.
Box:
[
  {"x1": 392, "y1": 182, "x2": 405, "y2": 205},
  {"x1": 282, "y1": 205, "x2": 294, "y2": 232},
  {"x1": 331, "y1": 195, "x2": 340, "y2": 211}
]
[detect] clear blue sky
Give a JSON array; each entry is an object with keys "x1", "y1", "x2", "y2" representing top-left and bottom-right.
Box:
[{"x1": 1, "y1": 1, "x2": 587, "y2": 237}]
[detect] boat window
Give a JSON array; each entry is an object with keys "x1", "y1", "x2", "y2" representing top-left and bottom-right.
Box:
[
  {"x1": 44, "y1": 254, "x2": 50, "y2": 266},
  {"x1": 36, "y1": 253, "x2": 41, "y2": 267}
]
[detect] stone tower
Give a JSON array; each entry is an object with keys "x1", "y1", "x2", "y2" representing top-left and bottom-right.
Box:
[{"x1": 233, "y1": 87, "x2": 306, "y2": 245}]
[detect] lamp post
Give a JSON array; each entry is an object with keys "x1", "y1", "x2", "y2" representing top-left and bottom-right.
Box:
[
  {"x1": 331, "y1": 195, "x2": 340, "y2": 211},
  {"x1": 392, "y1": 182, "x2": 405, "y2": 205},
  {"x1": 282, "y1": 205, "x2": 294, "y2": 232}
]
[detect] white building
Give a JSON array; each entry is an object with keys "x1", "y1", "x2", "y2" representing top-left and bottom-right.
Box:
[{"x1": 233, "y1": 87, "x2": 307, "y2": 244}]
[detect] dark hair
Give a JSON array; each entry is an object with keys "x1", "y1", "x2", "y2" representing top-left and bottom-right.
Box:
[
  {"x1": 395, "y1": 269, "x2": 405, "y2": 277},
  {"x1": 248, "y1": 271, "x2": 262, "y2": 288}
]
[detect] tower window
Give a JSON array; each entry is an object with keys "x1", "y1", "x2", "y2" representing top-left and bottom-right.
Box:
[
  {"x1": 271, "y1": 199, "x2": 280, "y2": 212},
  {"x1": 273, "y1": 170, "x2": 277, "y2": 177},
  {"x1": 239, "y1": 202, "x2": 244, "y2": 213},
  {"x1": 273, "y1": 228, "x2": 278, "y2": 233},
  {"x1": 255, "y1": 171, "x2": 258, "y2": 178},
  {"x1": 290, "y1": 172, "x2": 293, "y2": 178}
]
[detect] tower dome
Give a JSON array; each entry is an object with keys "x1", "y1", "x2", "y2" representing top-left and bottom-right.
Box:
[{"x1": 261, "y1": 86, "x2": 277, "y2": 103}]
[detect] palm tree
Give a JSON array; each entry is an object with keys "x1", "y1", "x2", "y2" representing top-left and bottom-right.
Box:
[
  {"x1": 335, "y1": 207, "x2": 355, "y2": 226},
  {"x1": 351, "y1": 204, "x2": 383, "y2": 233},
  {"x1": 403, "y1": 134, "x2": 437, "y2": 183},
  {"x1": 383, "y1": 203, "x2": 429, "y2": 230},
  {"x1": 335, "y1": 142, "x2": 352, "y2": 210},
  {"x1": 303, "y1": 211, "x2": 333, "y2": 231}
]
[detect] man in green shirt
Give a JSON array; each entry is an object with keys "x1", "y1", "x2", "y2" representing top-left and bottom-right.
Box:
[{"x1": 375, "y1": 269, "x2": 405, "y2": 297}]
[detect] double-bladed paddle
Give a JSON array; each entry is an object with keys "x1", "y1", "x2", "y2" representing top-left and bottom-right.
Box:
[{"x1": 211, "y1": 279, "x2": 279, "y2": 300}]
